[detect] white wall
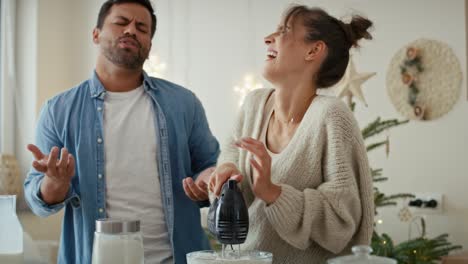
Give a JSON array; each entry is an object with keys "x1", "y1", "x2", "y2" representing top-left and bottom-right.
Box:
[
  {"x1": 37, "y1": 0, "x2": 86, "y2": 111},
  {"x1": 15, "y1": 0, "x2": 468, "y2": 250},
  {"x1": 15, "y1": 0, "x2": 38, "y2": 197},
  {"x1": 16, "y1": 0, "x2": 102, "y2": 168}
]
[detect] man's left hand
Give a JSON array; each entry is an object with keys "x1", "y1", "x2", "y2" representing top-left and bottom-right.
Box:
[
  {"x1": 183, "y1": 167, "x2": 214, "y2": 201},
  {"x1": 183, "y1": 177, "x2": 208, "y2": 201}
]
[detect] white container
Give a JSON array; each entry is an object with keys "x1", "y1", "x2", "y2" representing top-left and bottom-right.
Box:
[
  {"x1": 187, "y1": 250, "x2": 272, "y2": 264},
  {"x1": 328, "y1": 245, "x2": 397, "y2": 264},
  {"x1": 92, "y1": 219, "x2": 144, "y2": 264},
  {"x1": 0, "y1": 195, "x2": 24, "y2": 264}
]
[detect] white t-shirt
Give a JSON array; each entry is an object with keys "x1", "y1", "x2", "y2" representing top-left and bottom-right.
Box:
[{"x1": 103, "y1": 86, "x2": 173, "y2": 264}]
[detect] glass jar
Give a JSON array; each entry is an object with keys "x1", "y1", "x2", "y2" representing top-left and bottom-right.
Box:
[
  {"x1": 0, "y1": 195, "x2": 23, "y2": 264},
  {"x1": 328, "y1": 245, "x2": 397, "y2": 264},
  {"x1": 92, "y1": 219, "x2": 144, "y2": 264},
  {"x1": 187, "y1": 250, "x2": 272, "y2": 264}
]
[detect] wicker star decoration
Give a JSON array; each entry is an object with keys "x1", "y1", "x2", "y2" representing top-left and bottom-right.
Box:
[{"x1": 336, "y1": 58, "x2": 376, "y2": 106}]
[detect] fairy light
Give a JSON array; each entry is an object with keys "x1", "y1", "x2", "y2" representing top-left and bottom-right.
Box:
[
  {"x1": 143, "y1": 54, "x2": 167, "y2": 78},
  {"x1": 233, "y1": 1, "x2": 265, "y2": 107},
  {"x1": 377, "y1": 219, "x2": 384, "y2": 225},
  {"x1": 233, "y1": 74, "x2": 264, "y2": 106}
]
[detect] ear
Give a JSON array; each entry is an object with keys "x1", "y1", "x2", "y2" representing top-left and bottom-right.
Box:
[
  {"x1": 305, "y1": 41, "x2": 326, "y2": 61},
  {"x1": 92, "y1": 28, "x2": 100, "y2": 44}
]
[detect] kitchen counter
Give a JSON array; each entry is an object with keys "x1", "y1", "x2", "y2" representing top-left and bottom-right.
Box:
[{"x1": 17, "y1": 210, "x2": 63, "y2": 264}]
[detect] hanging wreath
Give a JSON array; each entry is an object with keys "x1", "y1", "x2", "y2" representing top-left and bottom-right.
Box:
[
  {"x1": 400, "y1": 47, "x2": 425, "y2": 119},
  {"x1": 387, "y1": 39, "x2": 462, "y2": 121}
]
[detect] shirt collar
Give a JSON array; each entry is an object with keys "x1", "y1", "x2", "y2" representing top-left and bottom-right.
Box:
[{"x1": 89, "y1": 69, "x2": 157, "y2": 99}]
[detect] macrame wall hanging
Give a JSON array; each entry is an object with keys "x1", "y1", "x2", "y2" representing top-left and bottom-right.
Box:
[{"x1": 386, "y1": 38, "x2": 462, "y2": 121}]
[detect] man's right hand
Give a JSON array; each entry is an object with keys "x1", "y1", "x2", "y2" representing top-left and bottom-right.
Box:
[
  {"x1": 27, "y1": 144, "x2": 75, "y2": 205},
  {"x1": 208, "y1": 162, "x2": 243, "y2": 197}
]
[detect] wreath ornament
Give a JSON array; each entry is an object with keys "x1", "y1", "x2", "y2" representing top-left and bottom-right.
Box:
[{"x1": 400, "y1": 47, "x2": 425, "y2": 119}]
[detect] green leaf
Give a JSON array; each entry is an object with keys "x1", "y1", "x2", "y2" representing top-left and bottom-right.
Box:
[
  {"x1": 367, "y1": 140, "x2": 389, "y2": 152},
  {"x1": 384, "y1": 193, "x2": 415, "y2": 200},
  {"x1": 371, "y1": 168, "x2": 383, "y2": 177},
  {"x1": 362, "y1": 118, "x2": 409, "y2": 140},
  {"x1": 373, "y1": 177, "x2": 388, "y2": 182},
  {"x1": 351, "y1": 102, "x2": 356, "y2": 112}
]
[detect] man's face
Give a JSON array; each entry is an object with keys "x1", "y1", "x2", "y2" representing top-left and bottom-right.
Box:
[{"x1": 93, "y1": 3, "x2": 152, "y2": 69}]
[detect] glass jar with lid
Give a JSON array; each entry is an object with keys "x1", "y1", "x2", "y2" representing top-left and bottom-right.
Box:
[
  {"x1": 92, "y1": 219, "x2": 144, "y2": 264},
  {"x1": 328, "y1": 245, "x2": 397, "y2": 264}
]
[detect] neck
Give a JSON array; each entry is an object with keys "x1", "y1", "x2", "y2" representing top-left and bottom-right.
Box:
[
  {"x1": 273, "y1": 77, "x2": 317, "y2": 124},
  {"x1": 95, "y1": 55, "x2": 144, "y2": 92}
]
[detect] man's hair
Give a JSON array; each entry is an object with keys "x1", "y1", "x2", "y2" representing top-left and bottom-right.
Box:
[{"x1": 96, "y1": 0, "x2": 157, "y2": 38}]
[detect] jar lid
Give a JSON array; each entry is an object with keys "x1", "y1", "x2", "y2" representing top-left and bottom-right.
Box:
[
  {"x1": 95, "y1": 218, "x2": 140, "y2": 234},
  {"x1": 327, "y1": 246, "x2": 397, "y2": 264}
]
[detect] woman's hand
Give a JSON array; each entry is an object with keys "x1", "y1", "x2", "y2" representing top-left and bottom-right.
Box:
[
  {"x1": 208, "y1": 163, "x2": 243, "y2": 196},
  {"x1": 235, "y1": 137, "x2": 281, "y2": 204}
]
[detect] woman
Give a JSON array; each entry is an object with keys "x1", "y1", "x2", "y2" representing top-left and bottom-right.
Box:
[{"x1": 185, "y1": 5, "x2": 374, "y2": 264}]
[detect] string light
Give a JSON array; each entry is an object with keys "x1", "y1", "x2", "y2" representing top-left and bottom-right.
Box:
[
  {"x1": 143, "y1": 54, "x2": 167, "y2": 78},
  {"x1": 233, "y1": 74, "x2": 264, "y2": 106},
  {"x1": 234, "y1": 0, "x2": 264, "y2": 107}
]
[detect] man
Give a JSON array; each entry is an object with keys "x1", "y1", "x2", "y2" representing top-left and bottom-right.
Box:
[{"x1": 24, "y1": 0, "x2": 218, "y2": 263}]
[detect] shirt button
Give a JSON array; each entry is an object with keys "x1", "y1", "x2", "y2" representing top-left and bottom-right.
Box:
[
  {"x1": 98, "y1": 174, "x2": 103, "y2": 179},
  {"x1": 97, "y1": 106, "x2": 102, "y2": 111},
  {"x1": 99, "y1": 208, "x2": 104, "y2": 213},
  {"x1": 97, "y1": 138, "x2": 103, "y2": 144}
]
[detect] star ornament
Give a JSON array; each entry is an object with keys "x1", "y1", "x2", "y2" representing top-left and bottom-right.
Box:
[{"x1": 335, "y1": 59, "x2": 376, "y2": 106}]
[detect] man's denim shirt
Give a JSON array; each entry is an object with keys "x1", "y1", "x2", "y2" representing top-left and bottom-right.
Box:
[{"x1": 24, "y1": 71, "x2": 220, "y2": 264}]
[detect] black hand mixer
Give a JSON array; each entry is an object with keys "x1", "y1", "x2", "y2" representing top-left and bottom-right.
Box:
[{"x1": 207, "y1": 179, "x2": 249, "y2": 253}]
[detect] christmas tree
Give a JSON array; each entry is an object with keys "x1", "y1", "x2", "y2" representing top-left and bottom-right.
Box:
[
  {"x1": 339, "y1": 58, "x2": 462, "y2": 263},
  {"x1": 359, "y1": 110, "x2": 462, "y2": 263}
]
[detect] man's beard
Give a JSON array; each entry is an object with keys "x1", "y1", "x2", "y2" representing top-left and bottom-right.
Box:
[{"x1": 102, "y1": 35, "x2": 149, "y2": 69}]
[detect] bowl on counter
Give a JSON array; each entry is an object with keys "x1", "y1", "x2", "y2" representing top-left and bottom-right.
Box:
[{"x1": 187, "y1": 250, "x2": 272, "y2": 264}]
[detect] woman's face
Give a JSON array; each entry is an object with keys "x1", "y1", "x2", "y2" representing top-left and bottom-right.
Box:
[{"x1": 262, "y1": 16, "x2": 314, "y2": 83}]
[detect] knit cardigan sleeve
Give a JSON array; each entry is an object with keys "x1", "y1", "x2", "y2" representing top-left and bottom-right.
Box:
[{"x1": 263, "y1": 101, "x2": 373, "y2": 254}]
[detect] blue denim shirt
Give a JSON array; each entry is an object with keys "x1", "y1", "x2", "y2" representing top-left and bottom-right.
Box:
[{"x1": 24, "y1": 71, "x2": 220, "y2": 264}]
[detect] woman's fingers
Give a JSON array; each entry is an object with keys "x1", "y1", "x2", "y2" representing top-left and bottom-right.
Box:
[
  {"x1": 250, "y1": 157, "x2": 262, "y2": 173},
  {"x1": 230, "y1": 174, "x2": 243, "y2": 183},
  {"x1": 208, "y1": 163, "x2": 244, "y2": 196},
  {"x1": 235, "y1": 138, "x2": 270, "y2": 166},
  {"x1": 214, "y1": 173, "x2": 230, "y2": 196}
]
